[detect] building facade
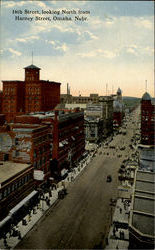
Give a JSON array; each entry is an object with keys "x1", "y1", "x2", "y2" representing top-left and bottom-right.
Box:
[
  {"x1": 2, "y1": 65, "x2": 61, "y2": 122},
  {"x1": 113, "y1": 88, "x2": 124, "y2": 128},
  {"x1": 140, "y1": 92, "x2": 155, "y2": 145},
  {"x1": 51, "y1": 110, "x2": 85, "y2": 178},
  {"x1": 0, "y1": 121, "x2": 51, "y2": 187},
  {"x1": 139, "y1": 92, "x2": 155, "y2": 172},
  {"x1": 1, "y1": 109, "x2": 85, "y2": 180},
  {"x1": 0, "y1": 162, "x2": 34, "y2": 221},
  {"x1": 0, "y1": 91, "x2": 3, "y2": 114}
]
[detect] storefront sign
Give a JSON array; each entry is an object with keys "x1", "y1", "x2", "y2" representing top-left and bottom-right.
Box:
[{"x1": 33, "y1": 170, "x2": 44, "y2": 181}]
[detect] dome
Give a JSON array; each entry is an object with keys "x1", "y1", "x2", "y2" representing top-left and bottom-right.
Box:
[{"x1": 142, "y1": 92, "x2": 151, "y2": 101}]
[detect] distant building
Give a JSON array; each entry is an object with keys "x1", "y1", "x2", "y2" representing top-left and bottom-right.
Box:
[
  {"x1": 139, "y1": 92, "x2": 155, "y2": 172},
  {"x1": 113, "y1": 88, "x2": 124, "y2": 128},
  {"x1": 85, "y1": 118, "x2": 103, "y2": 143},
  {"x1": 129, "y1": 170, "x2": 155, "y2": 249},
  {"x1": 2, "y1": 65, "x2": 61, "y2": 122},
  {"x1": 60, "y1": 85, "x2": 99, "y2": 104},
  {"x1": 85, "y1": 96, "x2": 113, "y2": 142},
  {"x1": 99, "y1": 96, "x2": 114, "y2": 137}
]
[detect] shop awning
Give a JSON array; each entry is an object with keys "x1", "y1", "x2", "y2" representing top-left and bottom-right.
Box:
[{"x1": 9, "y1": 190, "x2": 38, "y2": 216}]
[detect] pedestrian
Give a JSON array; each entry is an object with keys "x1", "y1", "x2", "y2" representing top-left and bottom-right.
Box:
[
  {"x1": 113, "y1": 226, "x2": 116, "y2": 236},
  {"x1": 18, "y1": 231, "x2": 22, "y2": 240},
  {"x1": 106, "y1": 237, "x2": 109, "y2": 245}
]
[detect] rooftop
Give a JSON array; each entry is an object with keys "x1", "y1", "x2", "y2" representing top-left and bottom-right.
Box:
[
  {"x1": 24, "y1": 64, "x2": 41, "y2": 70},
  {"x1": 0, "y1": 161, "x2": 31, "y2": 184},
  {"x1": 129, "y1": 170, "x2": 155, "y2": 237},
  {"x1": 142, "y1": 92, "x2": 151, "y2": 101}
]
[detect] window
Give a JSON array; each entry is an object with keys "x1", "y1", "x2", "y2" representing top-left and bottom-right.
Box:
[
  {"x1": 15, "y1": 138, "x2": 19, "y2": 145},
  {"x1": 15, "y1": 182, "x2": 18, "y2": 189},
  {"x1": 15, "y1": 151, "x2": 19, "y2": 157},
  {"x1": 8, "y1": 186, "x2": 11, "y2": 195},
  {"x1": 19, "y1": 179, "x2": 22, "y2": 187},
  {"x1": 11, "y1": 184, "x2": 15, "y2": 192},
  {"x1": 3, "y1": 189, "x2": 7, "y2": 198},
  {"x1": 34, "y1": 162, "x2": 37, "y2": 168},
  {"x1": 0, "y1": 193, "x2": 2, "y2": 201},
  {"x1": 33, "y1": 150, "x2": 37, "y2": 158}
]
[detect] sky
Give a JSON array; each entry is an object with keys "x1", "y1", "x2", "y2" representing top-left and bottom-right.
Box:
[{"x1": 0, "y1": 0, "x2": 154, "y2": 97}]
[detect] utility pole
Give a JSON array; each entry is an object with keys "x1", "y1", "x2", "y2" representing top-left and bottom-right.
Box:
[{"x1": 145, "y1": 80, "x2": 147, "y2": 92}]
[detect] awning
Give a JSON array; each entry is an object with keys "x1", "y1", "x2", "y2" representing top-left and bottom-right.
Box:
[
  {"x1": 9, "y1": 190, "x2": 38, "y2": 216},
  {"x1": 0, "y1": 215, "x2": 11, "y2": 229},
  {"x1": 61, "y1": 169, "x2": 68, "y2": 177}
]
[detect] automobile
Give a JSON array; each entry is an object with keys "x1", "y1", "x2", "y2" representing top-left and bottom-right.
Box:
[
  {"x1": 106, "y1": 175, "x2": 112, "y2": 182},
  {"x1": 120, "y1": 146, "x2": 125, "y2": 150}
]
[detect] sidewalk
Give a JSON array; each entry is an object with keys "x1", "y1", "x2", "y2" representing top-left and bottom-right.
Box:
[
  {"x1": 105, "y1": 198, "x2": 130, "y2": 250},
  {"x1": 0, "y1": 152, "x2": 94, "y2": 250}
]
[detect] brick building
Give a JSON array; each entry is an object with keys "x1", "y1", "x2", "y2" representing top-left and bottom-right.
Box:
[
  {"x1": 2, "y1": 64, "x2": 61, "y2": 122},
  {"x1": 0, "y1": 90, "x2": 3, "y2": 113},
  {"x1": 0, "y1": 162, "x2": 34, "y2": 221},
  {"x1": 113, "y1": 88, "x2": 124, "y2": 128},
  {"x1": 141, "y1": 92, "x2": 155, "y2": 145},
  {"x1": 1, "y1": 109, "x2": 85, "y2": 180},
  {"x1": 2, "y1": 81, "x2": 25, "y2": 123},
  {"x1": 0, "y1": 121, "x2": 51, "y2": 187},
  {"x1": 51, "y1": 110, "x2": 85, "y2": 178},
  {"x1": 138, "y1": 92, "x2": 155, "y2": 172}
]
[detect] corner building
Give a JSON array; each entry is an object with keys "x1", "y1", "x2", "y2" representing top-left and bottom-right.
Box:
[{"x1": 2, "y1": 64, "x2": 61, "y2": 122}]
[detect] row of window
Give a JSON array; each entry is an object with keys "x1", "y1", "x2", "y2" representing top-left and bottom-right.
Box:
[
  {"x1": 26, "y1": 87, "x2": 40, "y2": 94},
  {"x1": 0, "y1": 174, "x2": 32, "y2": 201},
  {"x1": 33, "y1": 135, "x2": 50, "y2": 145},
  {"x1": 4, "y1": 88, "x2": 16, "y2": 94},
  {"x1": 33, "y1": 145, "x2": 50, "y2": 157},
  {"x1": 33, "y1": 156, "x2": 47, "y2": 167},
  {"x1": 33, "y1": 160, "x2": 50, "y2": 170}
]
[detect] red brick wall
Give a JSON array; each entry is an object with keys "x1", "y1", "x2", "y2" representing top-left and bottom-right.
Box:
[
  {"x1": 141, "y1": 100, "x2": 155, "y2": 145},
  {"x1": 41, "y1": 81, "x2": 60, "y2": 111},
  {"x1": 0, "y1": 91, "x2": 3, "y2": 113},
  {"x1": 2, "y1": 81, "x2": 25, "y2": 122}
]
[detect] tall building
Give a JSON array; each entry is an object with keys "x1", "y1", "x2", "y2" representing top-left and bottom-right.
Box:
[
  {"x1": 139, "y1": 92, "x2": 155, "y2": 172},
  {"x1": 141, "y1": 92, "x2": 154, "y2": 145},
  {"x1": 85, "y1": 96, "x2": 114, "y2": 142},
  {"x1": 2, "y1": 65, "x2": 61, "y2": 122},
  {"x1": 2, "y1": 81, "x2": 25, "y2": 123},
  {"x1": 113, "y1": 87, "x2": 124, "y2": 127}
]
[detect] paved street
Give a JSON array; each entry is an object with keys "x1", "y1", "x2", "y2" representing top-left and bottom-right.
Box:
[{"x1": 16, "y1": 108, "x2": 140, "y2": 249}]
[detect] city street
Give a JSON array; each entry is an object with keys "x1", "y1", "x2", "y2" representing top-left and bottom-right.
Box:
[{"x1": 16, "y1": 108, "x2": 140, "y2": 249}]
